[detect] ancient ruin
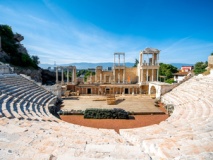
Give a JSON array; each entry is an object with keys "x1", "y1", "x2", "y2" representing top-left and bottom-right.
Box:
[
  {"x1": 55, "y1": 66, "x2": 77, "y2": 85},
  {"x1": 0, "y1": 48, "x2": 213, "y2": 159},
  {"x1": 58, "y1": 48, "x2": 172, "y2": 99}
]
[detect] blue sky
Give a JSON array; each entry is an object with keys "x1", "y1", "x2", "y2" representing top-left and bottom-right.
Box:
[{"x1": 0, "y1": 0, "x2": 213, "y2": 65}]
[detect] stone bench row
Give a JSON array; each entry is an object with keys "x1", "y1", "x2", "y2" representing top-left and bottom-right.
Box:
[
  {"x1": 0, "y1": 75, "x2": 56, "y2": 105},
  {"x1": 2, "y1": 87, "x2": 54, "y2": 106},
  {"x1": 120, "y1": 75, "x2": 213, "y2": 159},
  {"x1": 0, "y1": 117, "x2": 151, "y2": 160},
  {"x1": 0, "y1": 93, "x2": 56, "y2": 121},
  {"x1": 120, "y1": 119, "x2": 213, "y2": 159}
]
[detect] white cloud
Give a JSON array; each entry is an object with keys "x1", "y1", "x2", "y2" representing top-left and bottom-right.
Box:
[
  {"x1": 158, "y1": 39, "x2": 213, "y2": 64},
  {"x1": 1, "y1": 2, "x2": 212, "y2": 66}
]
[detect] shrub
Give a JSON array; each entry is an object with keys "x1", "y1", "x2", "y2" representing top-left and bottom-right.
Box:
[{"x1": 84, "y1": 108, "x2": 129, "y2": 119}]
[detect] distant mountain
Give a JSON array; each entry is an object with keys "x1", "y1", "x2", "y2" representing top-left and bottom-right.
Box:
[
  {"x1": 170, "y1": 63, "x2": 194, "y2": 69},
  {"x1": 39, "y1": 62, "x2": 194, "y2": 70},
  {"x1": 39, "y1": 62, "x2": 135, "y2": 70}
]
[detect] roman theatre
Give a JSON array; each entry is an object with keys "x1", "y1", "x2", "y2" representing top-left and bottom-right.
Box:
[{"x1": 0, "y1": 48, "x2": 213, "y2": 159}]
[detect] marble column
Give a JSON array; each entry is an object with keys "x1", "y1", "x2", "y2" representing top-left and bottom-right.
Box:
[
  {"x1": 74, "y1": 67, "x2": 76, "y2": 83},
  {"x1": 118, "y1": 73, "x2": 120, "y2": 84},
  {"x1": 61, "y1": 68, "x2": 64, "y2": 84},
  {"x1": 56, "y1": 67, "x2": 58, "y2": 84},
  {"x1": 146, "y1": 69, "x2": 148, "y2": 82},
  {"x1": 104, "y1": 75, "x2": 106, "y2": 83},
  {"x1": 123, "y1": 69, "x2": 125, "y2": 84},
  {"x1": 72, "y1": 67, "x2": 74, "y2": 84},
  {"x1": 113, "y1": 69, "x2": 115, "y2": 82},
  {"x1": 152, "y1": 53, "x2": 154, "y2": 65},
  {"x1": 100, "y1": 73, "x2": 102, "y2": 83},
  {"x1": 157, "y1": 69, "x2": 159, "y2": 81},
  {"x1": 67, "y1": 68, "x2": 69, "y2": 84},
  {"x1": 152, "y1": 69, "x2": 154, "y2": 81},
  {"x1": 140, "y1": 52, "x2": 143, "y2": 66},
  {"x1": 141, "y1": 69, "x2": 143, "y2": 83}
]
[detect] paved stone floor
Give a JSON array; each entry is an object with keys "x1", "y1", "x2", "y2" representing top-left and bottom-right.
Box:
[{"x1": 62, "y1": 95, "x2": 163, "y2": 113}]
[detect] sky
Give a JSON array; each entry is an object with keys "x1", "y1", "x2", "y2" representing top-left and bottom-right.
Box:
[{"x1": 0, "y1": 0, "x2": 213, "y2": 65}]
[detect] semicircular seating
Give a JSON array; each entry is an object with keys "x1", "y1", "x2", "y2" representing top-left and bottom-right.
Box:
[
  {"x1": 0, "y1": 74, "x2": 213, "y2": 159},
  {"x1": 120, "y1": 75, "x2": 213, "y2": 159}
]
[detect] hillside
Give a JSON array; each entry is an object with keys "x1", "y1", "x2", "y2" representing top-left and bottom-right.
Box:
[{"x1": 0, "y1": 24, "x2": 39, "y2": 68}]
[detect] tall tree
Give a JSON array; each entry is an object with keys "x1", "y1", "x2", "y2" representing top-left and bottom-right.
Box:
[
  {"x1": 133, "y1": 58, "x2": 139, "y2": 67},
  {"x1": 0, "y1": 25, "x2": 18, "y2": 55},
  {"x1": 31, "y1": 55, "x2": 40, "y2": 68},
  {"x1": 194, "y1": 61, "x2": 208, "y2": 75},
  {"x1": 159, "y1": 63, "x2": 178, "y2": 81}
]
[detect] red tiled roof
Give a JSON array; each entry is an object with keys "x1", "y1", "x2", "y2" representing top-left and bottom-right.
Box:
[{"x1": 173, "y1": 72, "x2": 189, "y2": 76}]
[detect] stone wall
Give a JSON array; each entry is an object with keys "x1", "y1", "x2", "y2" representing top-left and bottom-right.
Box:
[
  {"x1": 0, "y1": 63, "x2": 12, "y2": 74},
  {"x1": 14, "y1": 67, "x2": 42, "y2": 82},
  {"x1": 208, "y1": 56, "x2": 213, "y2": 68},
  {"x1": 94, "y1": 68, "x2": 113, "y2": 83},
  {"x1": 125, "y1": 67, "x2": 137, "y2": 83},
  {"x1": 141, "y1": 69, "x2": 158, "y2": 82},
  {"x1": 0, "y1": 50, "x2": 10, "y2": 63},
  {"x1": 41, "y1": 69, "x2": 56, "y2": 85},
  {"x1": 114, "y1": 69, "x2": 124, "y2": 83}
]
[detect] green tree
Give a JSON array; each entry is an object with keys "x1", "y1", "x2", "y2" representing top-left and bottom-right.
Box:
[
  {"x1": 0, "y1": 24, "x2": 40, "y2": 69},
  {"x1": 159, "y1": 63, "x2": 178, "y2": 81},
  {"x1": 133, "y1": 58, "x2": 139, "y2": 67},
  {"x1": 211, "y1": 52, "x2": 213, "y2": 56},
  {"x1": 0, "y1": 25, "x2": 18, "y2": 55},
  {"x1": 31, "y1": 55, "x2": 40, "y2": 68},
  {"x1": 165, "y1": 78, "x2": 175, "y2": 84},
  {"x1": 77, "y1": 69, "x2": 86, "y2": 77},
  {"x1": 194, "y1": 61, "x2": 208, "y2": 75},
  {"x1": 84, "y1": 70, "x2": 95, "y2": 81},
  {"x1": 21, "y1": 53, "x2": 34, "y2": 67}
]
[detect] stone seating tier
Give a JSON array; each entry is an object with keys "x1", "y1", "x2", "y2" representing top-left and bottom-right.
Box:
[
  {"x1": 0, "y1": 74, "x2": 213, "y2": 159},
  {"x1": 120, "y1": 75, "x2": 213, "y2": 159},
  {"x1": 0, "y1": 75, "x2": 56, "y2": 121}
]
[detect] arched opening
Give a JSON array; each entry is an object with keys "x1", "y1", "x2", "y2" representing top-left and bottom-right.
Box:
[{"x1": 150, "y1": 86, "x2": 156, "y2": 99}]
